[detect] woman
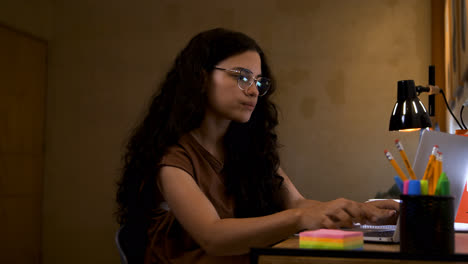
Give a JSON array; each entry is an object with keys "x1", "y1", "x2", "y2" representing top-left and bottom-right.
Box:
[{"x1": 116, "y1": 28, "x2": 398, "y2": 264}]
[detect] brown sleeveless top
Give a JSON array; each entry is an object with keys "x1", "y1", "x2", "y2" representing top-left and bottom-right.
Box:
[{"x1": 144, "y1": 133, "x2": 249, "y2": 264}]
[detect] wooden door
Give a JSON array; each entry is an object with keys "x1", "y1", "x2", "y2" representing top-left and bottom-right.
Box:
[{"x1": 0, "y1": 24, "x2": 47, "y2": 263}]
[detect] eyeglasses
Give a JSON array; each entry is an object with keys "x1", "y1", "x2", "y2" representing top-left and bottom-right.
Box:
[{"x1": 214, "y1": 66, "x2": 271, "y2": 96}]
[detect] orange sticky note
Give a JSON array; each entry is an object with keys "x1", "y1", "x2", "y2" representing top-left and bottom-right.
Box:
[{"x1": 455, "y1": 181, "x2": 468, "y2": 224}]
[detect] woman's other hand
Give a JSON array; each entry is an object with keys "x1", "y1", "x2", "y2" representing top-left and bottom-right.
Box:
[
  {"x1": 297, "y1": 198, "x2": 398, "y2": 230},
  {"x1": 362, "y1": 199, "x2": 399, "y2": 225},
  {"x1": 297, "y1": 198, "x2": 365, "y2": 230}
]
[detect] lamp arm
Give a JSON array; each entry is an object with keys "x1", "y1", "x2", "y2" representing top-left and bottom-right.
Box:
[
  {"x1": 415, "y1": 85, "x2": 464, "y2": 130},
  {"x1": 415, "y1": 85, "x2": 441, "y2": 95}
]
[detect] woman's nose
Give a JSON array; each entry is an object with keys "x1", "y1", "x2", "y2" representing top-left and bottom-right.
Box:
[{"x1": 244, "y1": 82, "x2": 259, "y2": 97}]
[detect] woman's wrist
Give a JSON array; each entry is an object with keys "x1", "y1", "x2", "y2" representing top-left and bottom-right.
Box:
[
  {"x1": 290, "y1": 207, "x2": 305, "y2": 232},
  {"x1": 292, "y1": 198, "x2": 322, "y2": 209}
]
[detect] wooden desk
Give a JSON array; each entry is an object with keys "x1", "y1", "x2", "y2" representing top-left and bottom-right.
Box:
[{"x1": 250, "y1": 233, "x2": 468, "y2": 264}]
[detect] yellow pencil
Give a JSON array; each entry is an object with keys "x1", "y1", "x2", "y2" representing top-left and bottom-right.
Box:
[
  {"x1": 384, "y1": 150, "x2": 408, "y2": 181},
  {"x1": 427, "y1": 163, "x2": 435, "y2": 195},
  {"x1": 422, "y1": 145, "x2": 438, "y2": 181},
  {"x1": 395, "y1": 139, "x2": 417, "y2": 180},
  {"x1": 433, "y1": 152, "x2": 443, "y2": 195}
]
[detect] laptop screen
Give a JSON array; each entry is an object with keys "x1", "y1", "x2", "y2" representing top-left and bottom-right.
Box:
[{"x1": 413, "y1": 130, "x2": 468, "y2": 230}]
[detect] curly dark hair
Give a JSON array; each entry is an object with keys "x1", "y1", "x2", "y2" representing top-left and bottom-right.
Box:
[{"x1": 115, "y1": 28, "x2": 284, "y2": 244}]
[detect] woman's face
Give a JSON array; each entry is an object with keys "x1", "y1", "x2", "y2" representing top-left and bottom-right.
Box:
[{"x1": 206, "y1": 51, "x2": 262, "y2": 123}]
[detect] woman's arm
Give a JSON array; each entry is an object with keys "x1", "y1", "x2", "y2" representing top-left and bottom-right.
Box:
[
  {"x1": 277, "y1": 167, "x2": 398, "y2": 225},
  {"x1": 158, "y1": 166, "x2": 301, "y2": 256},
  {"x1": 158, "y1": 166, "x2": 365, "y2": 256}
]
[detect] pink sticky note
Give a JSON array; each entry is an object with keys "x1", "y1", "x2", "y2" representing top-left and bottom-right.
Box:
[{"x1": 299, "y1": 229, "x2": 362, "y2": 239}]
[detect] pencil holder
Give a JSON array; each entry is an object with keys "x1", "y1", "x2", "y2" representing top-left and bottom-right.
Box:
[{"x1": 400, "y1": 195, "x2": 454, "y2": 255}]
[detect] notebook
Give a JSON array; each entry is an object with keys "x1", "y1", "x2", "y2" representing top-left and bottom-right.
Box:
[{"x1": 352, "y1": 130, "x2": 468, "y2": 242}]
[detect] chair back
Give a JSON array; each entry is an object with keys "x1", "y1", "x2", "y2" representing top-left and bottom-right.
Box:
[
  {"x1": 115, "y1": 225, "x2": 129, "y2": 264},
  {"x1": 116, "y1": 223, "x2": 147, "y2": 263}
]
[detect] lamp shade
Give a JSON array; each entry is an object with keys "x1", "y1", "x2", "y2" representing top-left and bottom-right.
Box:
[{"x1": 389, "y1": 80, "x2": 432, "y2": 131}]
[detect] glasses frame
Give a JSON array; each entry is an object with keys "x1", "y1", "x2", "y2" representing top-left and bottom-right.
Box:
[{"x1": 214, "y1": 66, "x2": 270, "y2": 96}]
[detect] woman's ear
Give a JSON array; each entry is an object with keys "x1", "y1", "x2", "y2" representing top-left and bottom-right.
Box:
[{"x1": 200, "y1": 68, "x2": 210, "y2": 94}]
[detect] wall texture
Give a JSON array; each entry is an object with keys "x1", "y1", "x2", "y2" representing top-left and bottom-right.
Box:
[
  {"x1": 1, "y1": 0, "x2": 431, "y2": 263},
  {"x1": 272, "y1": 0, "x2": 431, "y2": 201}
]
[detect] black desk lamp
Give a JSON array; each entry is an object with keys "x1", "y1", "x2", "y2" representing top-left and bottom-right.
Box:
[
  {"x1": 389, "y1": 70, "x2": 464, "y2": 132},
  {"x1": 389, "y1": 80, "x2": 433, "y2": 132}
]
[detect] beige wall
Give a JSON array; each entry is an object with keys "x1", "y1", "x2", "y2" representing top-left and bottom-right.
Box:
[
  {"x1": 274, "y1": 1, "x2": 431, "y2": 202},
  {"x1": 2, "y1": 0, "x2": 432, "y2": 263}
]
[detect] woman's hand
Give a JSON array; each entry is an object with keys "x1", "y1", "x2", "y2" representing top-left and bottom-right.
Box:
[
  {"x1": 297, "y1": 198, "x2": 363, "y2": 230},
  {"x1": 362, "y1": 200, "x2": 400, "y2": 225},
  {"x1": 297, "y1": 198, "x2": 398, "y2": 230}
]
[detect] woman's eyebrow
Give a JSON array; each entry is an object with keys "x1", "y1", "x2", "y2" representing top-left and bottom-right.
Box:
[
  {"x1": 232, "y1": 66, "x2": 262, "y2": 77},
  {"x1": 232, "y1": 66, "x2": 251, "y2": 73}
]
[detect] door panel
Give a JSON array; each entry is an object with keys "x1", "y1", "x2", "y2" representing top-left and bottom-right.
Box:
[{"x1": 0, "y1": 24, "x2": 47, "y2": 264}]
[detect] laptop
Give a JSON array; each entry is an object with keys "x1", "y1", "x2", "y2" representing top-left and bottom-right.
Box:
[
  {"x1": 351, "y1": 215, "x2": 401, "y2": 243},
  {"x1": 412, "y1": 130, "x2": 468, "y2": 232},
  {"x1": 352, "y1": 130, "x2": 468, "y2": 242}
]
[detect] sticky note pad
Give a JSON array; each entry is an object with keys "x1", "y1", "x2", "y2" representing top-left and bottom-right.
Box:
[{"x1": 299, "y1": 229, "x2": 363, "y2": 250}]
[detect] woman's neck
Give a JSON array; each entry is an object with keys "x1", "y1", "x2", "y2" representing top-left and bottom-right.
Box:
[{"x1": 190, "y1": 116, "x2": 230, "y2": 163}]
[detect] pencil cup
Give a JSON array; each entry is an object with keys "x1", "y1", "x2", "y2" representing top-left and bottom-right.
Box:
[{"x1": 400, "y1": 195, "x2": 454, "y2": 255}]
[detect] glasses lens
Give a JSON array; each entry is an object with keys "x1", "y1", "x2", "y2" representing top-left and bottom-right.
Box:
[
  {"x1": 256, "y1": 78, "x2": 271, "y2": 96},
  {"x1": 236, "y1": 68, "x2": 271, "y2": 96},
  {"x1": 238, "y1": 69, "x2": 253, "y2": 89}
]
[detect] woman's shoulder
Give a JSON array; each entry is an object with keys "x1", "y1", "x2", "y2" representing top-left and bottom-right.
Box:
[
  {"x1": 160, "y1": 133, "x2": 223, "y2": 176},
  {"x1": 159, "y1": 133, "x2": 206, "y2": 175},
  {"x1": 163, "y1": 133, "x2": 197, "y2": 157},
  {"x1": 160, "y1": 133, "x2": 194, "y2": 162}
]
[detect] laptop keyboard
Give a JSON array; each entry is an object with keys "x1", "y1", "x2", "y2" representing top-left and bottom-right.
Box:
[
  {"x1": 359, "y1": 224, "x2": 396, "y2": 230},
  {"x1": 363, "y1": 230, "x2": 395, "y2": 237}
]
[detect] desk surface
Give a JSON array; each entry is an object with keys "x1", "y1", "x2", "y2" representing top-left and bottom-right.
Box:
[
  {"x1": 251, "y1": 233, "x2": 468, "y2": 264},
  {"x1": 273, "y1": 233, "x2": 468, "y2": 254}
]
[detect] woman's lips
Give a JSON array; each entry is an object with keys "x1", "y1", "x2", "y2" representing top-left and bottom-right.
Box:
[{"x1": 242, "y1": 102, "x2": 256, "y2": 110}]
